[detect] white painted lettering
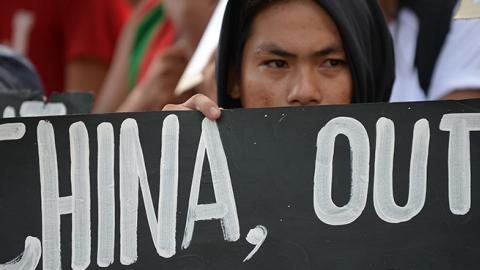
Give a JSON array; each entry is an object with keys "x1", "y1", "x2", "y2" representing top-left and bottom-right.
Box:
[
  {"x1": 0, "y1": 237, "x2": 42, "y2": 270},
  {"x1": 37, "y1": 120, "x2": 62, "y2": 270},
  {"x1": 243, "y1": 225, "x2": 267, "y2": 262},
  {"x1": 313, "y1": 117, "x2": 370, "y2": 225},
  {"x1": 20, "y1": 101, "x2": 66, "y2": 117},
  {"x1": 157, "y1": 115, "x2": 180, "y2": 258},
  {"x1": 440, "y1": 113, "x2": 480, "y2": 215},
  {"x1": 2, "y1": 106, "x2": 16, "y2": 118},
  {"x1": 37, "y1": 121, "x2": 91, "y2": 270},
  {"x1": 181, "y1": 119, "x2": 240, "y2": 249},
  {"x1": 374, "y1": 118, "x2": 430, "y2": 223},
  {"x1": 0, "y1": 123, "x2": 25, "y2": 141},
  {"x1": 69, "y1": 122, "x2": 91, "y2": 270},
  {"x1": 119, "y1": 115, "x2": 179, "y2": 264},
  {"x1": 96, "y1": 123, "x2": 115, "y2": 267}
]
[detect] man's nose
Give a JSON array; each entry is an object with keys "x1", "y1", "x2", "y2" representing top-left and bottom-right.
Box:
[{"x1": 287, "y1": 69, "x2": 322, "y2": 106}]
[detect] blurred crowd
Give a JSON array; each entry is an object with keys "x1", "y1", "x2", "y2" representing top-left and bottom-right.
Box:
[{"x1": 0, "y1": 0, "x2": 479, "y2": 115}]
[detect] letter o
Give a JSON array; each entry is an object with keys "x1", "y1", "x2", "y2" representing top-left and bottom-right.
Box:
[{"x1": 313, "y1": 117, "x2": 370, "y2": 225}]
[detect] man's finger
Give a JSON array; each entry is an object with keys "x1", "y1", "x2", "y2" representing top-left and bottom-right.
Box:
[
  {"x1": 162, "y1": 104, "x2": 191, "y2": 111},
  {"x1": 183, "y1": 94, "x2": 221, "y2": 120}
]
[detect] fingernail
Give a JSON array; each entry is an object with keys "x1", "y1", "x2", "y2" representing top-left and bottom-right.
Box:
[{"x1": 209, "y1": 107, "x2": 220, "y2": 118}]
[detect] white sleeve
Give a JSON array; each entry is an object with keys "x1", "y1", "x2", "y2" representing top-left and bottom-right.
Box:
[{"x1": 428, "y1": 18, "x2": 480, "y2": 100}]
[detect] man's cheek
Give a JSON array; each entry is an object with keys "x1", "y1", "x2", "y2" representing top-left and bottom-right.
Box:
[{"x1": 257, "y1": 86, "x2": 278, "y2": 107}]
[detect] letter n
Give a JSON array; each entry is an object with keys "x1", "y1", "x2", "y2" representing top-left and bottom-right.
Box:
[{"x1": 119, "y1": 115, "x2": 179, "y2": 264}]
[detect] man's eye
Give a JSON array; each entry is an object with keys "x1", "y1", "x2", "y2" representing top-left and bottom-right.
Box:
[
  {"x1": 264, "y1": 60, "x2": 288, "y2": 69},
  {"x1": 324, "y1": 59, "x2": 346, "y2": 67}
]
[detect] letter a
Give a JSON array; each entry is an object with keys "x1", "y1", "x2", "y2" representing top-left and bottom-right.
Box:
[{"x1": 182, "y1": 119, "x2": 240, "y2": 249}]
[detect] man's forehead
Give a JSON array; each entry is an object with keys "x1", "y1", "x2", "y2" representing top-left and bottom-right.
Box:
[
  {"x1": 246, "y1": 1, "x2": 343, "y2": 48},
  {"x1": 250, "y1": 0, "x2": 337, "y2": 27}
]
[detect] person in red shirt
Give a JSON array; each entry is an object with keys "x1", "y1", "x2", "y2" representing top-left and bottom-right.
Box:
[{"x1": 0, "y1": 0, "x2": 131, "y2": 96}]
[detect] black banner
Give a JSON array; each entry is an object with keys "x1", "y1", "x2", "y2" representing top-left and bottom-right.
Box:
[{"x1": 0, "y1": 100, "x2": 479, "y2": 269}]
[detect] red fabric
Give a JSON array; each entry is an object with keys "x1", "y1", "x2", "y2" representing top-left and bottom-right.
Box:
[
  {"x1": 137, "y1": 19, "x2": 176, "y2": 85},
  {"x1": 0, "y1": 0, "x2": 131, "y2": 96},
  {"x1": 139, "y1": 0, "x2": 160, "y2": 18}
]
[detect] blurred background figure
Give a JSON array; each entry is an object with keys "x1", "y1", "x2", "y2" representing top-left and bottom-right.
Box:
[
  {"x1": 93, "y1": 0, "x2": 218, "y2": 113},
  {"x1": 0, "y1": 0, "x2": 131, "y2": 96},
  {"x1": 0, "y1": 45, "x2": 43, "y2": 94},
  {"x1": 377, "y1": 0, "x2": 480, "y2": 102},
  {"x1": 93, "y1": 0, "x2": 175, "y2": 112}
]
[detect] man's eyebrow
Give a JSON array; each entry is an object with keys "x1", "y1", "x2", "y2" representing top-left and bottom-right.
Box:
[
  {"x1": 254, "y1": 43, "x2": 296, "y2": 58},
  {"x1": 311, "y1": 45, "x2": 345, "y2": 57},
  {"x1": 254, "y1": 43, "x2": 345, "y2": 58}
]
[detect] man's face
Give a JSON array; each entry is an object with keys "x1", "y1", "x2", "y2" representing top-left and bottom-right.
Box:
[{"x1": 233, "y1": 0, "x2": 352, "y2": 108}]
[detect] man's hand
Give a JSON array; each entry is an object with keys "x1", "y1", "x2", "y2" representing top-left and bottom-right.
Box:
[{"x1": 163, "y1": 93, "x2": 221, "y2": 120}]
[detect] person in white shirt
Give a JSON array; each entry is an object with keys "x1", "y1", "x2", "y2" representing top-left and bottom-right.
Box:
[{"x1": 378, "y1": 0, "x2": 480, "y2": 102}]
